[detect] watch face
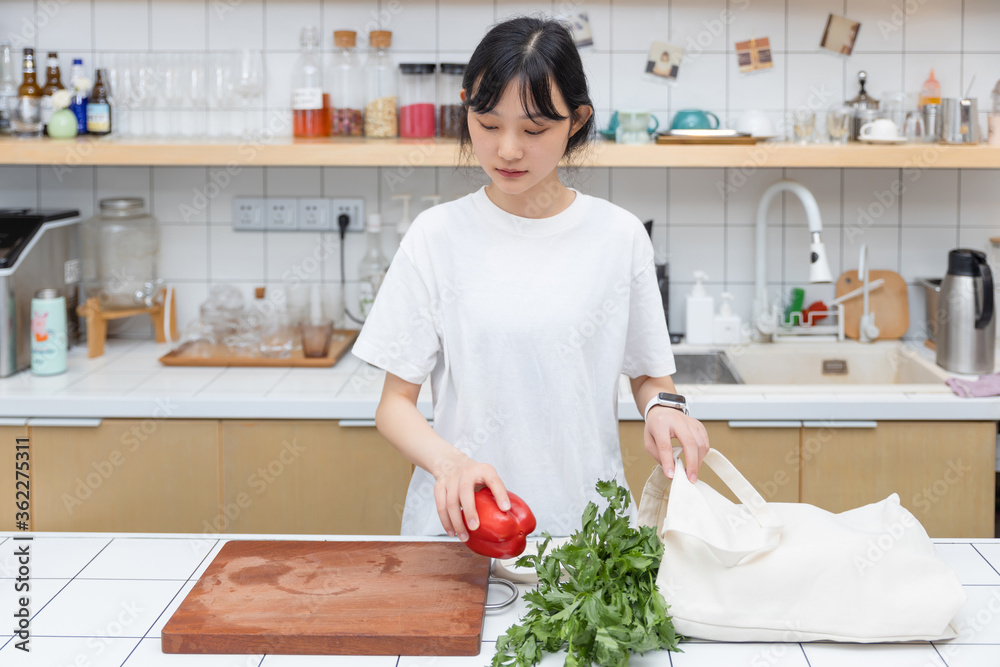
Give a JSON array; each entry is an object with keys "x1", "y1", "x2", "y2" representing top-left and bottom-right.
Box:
[{"x1": 658, "y1": 392, "x2": 686, "y2": 405}]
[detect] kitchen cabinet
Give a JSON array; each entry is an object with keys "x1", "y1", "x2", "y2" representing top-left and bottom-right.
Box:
[
  {"x1": 220, "y1": 420, "x2": 413, "y2": 535},
  {"x1": 618, "y1": 421, "x2": 800, "y2": 505},
  {"x1": 800, "y1": 421, "x2": 996, "y2": 538},
  {"x1": 1, "y1": 423, "x2": 29, "y2": 531},
  {"x1": 29, "y1": 419, "x2": 219, "y2": 532}
]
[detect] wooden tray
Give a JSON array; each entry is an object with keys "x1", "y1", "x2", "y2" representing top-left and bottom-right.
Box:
[
  {"x1": 158, "y1": 329, "x2": 359, "y2": 367},
  {"x1": 161, "y1": 540, "x2": 491, "y2": 656},
  {"x1": 656, "y1": 133, "x2": 758, "y2": 145}
]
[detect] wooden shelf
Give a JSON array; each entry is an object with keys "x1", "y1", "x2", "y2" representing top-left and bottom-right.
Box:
[{"x1": 3, "y1": 136, "x2": 1000, "y2": 168}]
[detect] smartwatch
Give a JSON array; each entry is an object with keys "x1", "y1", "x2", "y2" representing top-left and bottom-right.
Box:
[{"x1": 644, "y1": 392, "x2": 689, "y2": 420}]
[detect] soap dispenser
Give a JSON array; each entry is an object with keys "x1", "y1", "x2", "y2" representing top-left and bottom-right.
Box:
[
  {"x1": 712, "y1": 292, "x2": 742, "y2": 345},
  {"x1": 686, "y1": 271, "x2": 714, "y2": 345}
]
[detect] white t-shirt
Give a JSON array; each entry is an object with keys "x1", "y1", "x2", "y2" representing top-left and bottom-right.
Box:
[{"x1": 352, "y1": 185, "x2": 675, "y2": 536}]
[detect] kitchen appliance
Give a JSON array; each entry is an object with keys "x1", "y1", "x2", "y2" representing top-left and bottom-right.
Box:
[
  {"x1": 0, "y1": 208, "x2": 81, "y2": 378},
  {"x1": 941, "y1": 97, "x2": 982, "y2": 144},
  {"x1": 846, "y1": 71, "x2": 879, "y2": 141},
  {"x1": 937, "y1": 249, "x2": 995, "y2": 374}
]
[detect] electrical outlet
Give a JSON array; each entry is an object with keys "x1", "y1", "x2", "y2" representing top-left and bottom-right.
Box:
[
  {"x1": 331, "y1": 198, "x2": 366, "y2": 232},
  {"x1": 266, "y1": 198, "x2": 298, "y2": 231},
  {"x1": 298, "y1": 198, "x2": 331, "y2": 231},
  {"x1": 233, "y1": 197, "x2": 264, "y2": 231}
]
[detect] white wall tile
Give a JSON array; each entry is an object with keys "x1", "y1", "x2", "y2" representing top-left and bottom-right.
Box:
[
  {"x1": 960, "y1": 170, "x2": 1000, "y2": 229},
  {"x1": 958, "y1": 226, "x2": 998, "y2": 259},
  {"x1": 158, "y1": 225, "x2": 209, "y2": 281},
  {"x1": 150, "y1": 0, "x2": 207, "y2": 52},
  {"x1": 961, "y1": 54, "x2": 1000, "y2": 113},
  {"x1": 435, "y1": 0, "x2": 493, "y2": 52},
  {"x1": 787, "y1": 53, "x2": 845, "y2": 112},
  {"x1": 900, "y1": 169, "x2": 959, "y2": 227},
  {"x1": 435, "y1": 167, "x2": 490, "y2": 204},
  {"x1": 788, "y1": 0, "x2": 842, "y2": 53},
  {"x1": 669, "y1": 0, "x2": 728, "y2": 52},
  {"x1": 0, "y1": 166, "x2": 38, "y2": 209},
  {"x1": 153, "y1": 167, "x2": 209, "y2": 224},
  {"x1": 964, "y1": 0, "x2": 1000, "y2": 52},
  {"x1": 95, "y1": 0, "x2": 150, "y2": 51},
  {"x1": 729, "y1": 53, "x2": 784, "y2": 112},
  {"x1": 0, "y1": 3, "x2": 37, "y2": 52},
  {"x1": 265, "y1": 231, "x2": 325, "y2": 282},
  {"x1": 378, "y1": 166, "x2": 435, "y2": 213},
  {"x1": 96, "y1": 166, "x2": 151, "y2": 203},
  {"x1": 36, "y1": 0, "x2": 92, "y2": 52},
  {"x1": 843, "y1": 225, "x2": 900, "y2": 275},
  {"x1": 723, "y1": 167, "x2": 784, "y2": 227},
  {"x1": 40, "y1": 165, "x2": 94, "y2": 220},
  {"x1": 609, "y1": 52, "x2": 670, "y2": 110},
  {"x1": 207, "y1": 0, "x2": 263, "y2": 52},
  {"x1": 845, "y1": 0, "x2": 904, "y2": 53},
  {"x1": 265, "y1": 167, "x2": 322, "y2": 196},
  {"x1": 668, "y1": 225, "x2": 725, "y2": 285},
  {"x1": 904, "y1": 0, "x2": 962, "y2": 53},
  {"x1": 726, "y1": 225, "x2": 761, "y2": 283},
  {"x1": 579, "y1": 50, "x2": 611, "y2": 113},
  {"x1": 903, "y1": 53, "x2": 961, "y2": 100},
  {"x1": 843, "y1": 169, "x2": 902, "y2": 230},
  {"x1": 729, "y1": 0, "x2": 785, "y2": 54},
  {"x1": 846, "y1": 53, "x2": 904, "y2": 102},
  {"x1": 170, "y1": 281, "x2": 210, "y2": 332},
  {"x1": 390, "y1": 0, "x2": 437, "y2": 53},
  {"x1": 209, "y1": 226, "x2": 265, "y2": 281},
  {"x1": 264, "y1": 52, "x2": 299, "y2": 110},
  {"x1": 783, "y1": 168, "x2": 842, "y2": 231},
  {"x1": 609, "y1": 0, "x2": 669, "y2": 52},
  {"x1": 669, "y1": 168, "x2": 724, "y2": 226},
  {"x1": 609, "y1": 168, "x2": 667, "y2": 226},
  {"x1": 900, "y1": 227, "x2": 958, "y2": 282},
  {"x1": 209, "y1": 166, "x2": 264, "y2": 225},
  {"x1": 264, "y1": 0, "x2": 321, "y2": 52},
  {"x1": 323, "y1": 0, "x2": 381, "y2": 50},
  {"x1": 567, "y1": 0, "x2": 611, "y2": 53},
  {"x1": 495, "y1": 1, "x2": 553, "y2": 25},
  {"x1": 564, "y1": 167, "x2": 610, "y2": 200},
  {"x1": 671, "y1": 53, "x2": 727, "y2": 112}
]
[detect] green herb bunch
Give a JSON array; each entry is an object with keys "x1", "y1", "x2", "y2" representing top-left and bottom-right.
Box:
[{"x1": 492, "y1": 479, "x2": 681, "y2": 667}]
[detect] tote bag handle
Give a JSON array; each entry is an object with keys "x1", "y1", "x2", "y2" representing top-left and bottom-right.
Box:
[{"x1": 661, "y1": 448, "x2": 783, "y2": 567}]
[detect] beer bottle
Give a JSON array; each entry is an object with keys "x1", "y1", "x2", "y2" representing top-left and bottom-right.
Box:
[
  {"x1": 86, "y1": 68, "x2": 111, "y2": 135},
  {"x1": 12, "y1": 48, "x2": 42, "y2": 137},
  {"x1": 40, "y1": 51, "x2": 64, "y2": 129}
]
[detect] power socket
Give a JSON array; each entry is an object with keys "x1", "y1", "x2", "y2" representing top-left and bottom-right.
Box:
[
  {"x1": 298, "y1": 198, "x2": 331, "y2": 231},
  {"x1": 331, "y1": 198, "x2": 366, "y2": 232},
  {"x1": 266, "y1": 198, "x2": 298, "y2": 231},
  {"x1": 233, "y1": 197, "x2": 264, "y2": 231}
]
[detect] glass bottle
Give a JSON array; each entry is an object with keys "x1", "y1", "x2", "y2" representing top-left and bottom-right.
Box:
[
  {"x1": 40, "y1": 51, "x2": 63, "y2": 130},
  {"x1": 12, "y1": 48, "x2": 42, "y2": 137},
  {"x1": 82, "y1": 198, "x2": 160, "y2": 310},
  {"x1": 439, "y1": 62, "x2": 465, "y2": 139},
  {"x1": 292, "y1": 26, "x2": 326, "y2": 138},
  {"x1": 328, "y1": 30, "x2": 364, "y2": 136},
  {"x1": 86, "y1": 68, "x2": 111, "y2": 135},
  {"x1": 357, "y1": 213, "x2": 389, "y2": 319},
  {"x1": 68, "y1": 58, "x2": 88, "y2": 135},
  {"x1": 0, "y1": 43, "x2": 16, "y2": 133},
  {"x1": 364, "y1": 30, "x2": 397, "y2": 138}
]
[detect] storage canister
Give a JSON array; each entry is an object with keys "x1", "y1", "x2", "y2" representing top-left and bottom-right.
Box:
[
  {"x1": 364, "y1": 30, "x2": 397, "y2": 137},
  {"x1": 31, "y1": 288, "x2": 67, "y2": 375},
  {"x1": 439, "y1": 63, "x2": 466, "y2": 139},
  {"x1": 399, "y1": 63, "x2": 436, "y2": 138},
  {"x1": 329, "y1": 30, "x2": 364, "y2": 136}
]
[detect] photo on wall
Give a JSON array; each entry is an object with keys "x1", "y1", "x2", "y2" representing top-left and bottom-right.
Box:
[
  {"x1": 645, "y1": 41, "x2": 684, "y2": 81},
  {"x1": 735, "y1": 37, "x2": 773, "y2": 73},
  {"x1": 562, "y1": 12, "x2": 594, "y2": 48},
  {"x1": 820, "y1": 14, "x2": 861, "y2": 55}
]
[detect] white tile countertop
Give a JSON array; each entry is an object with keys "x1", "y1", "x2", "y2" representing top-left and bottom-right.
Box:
[
  {"x1": 1, "y1": 532, "x2": 1000, "y2": 666},
  {"x1": 0, "y1": 339, "x2": 999, "y2": 421}
]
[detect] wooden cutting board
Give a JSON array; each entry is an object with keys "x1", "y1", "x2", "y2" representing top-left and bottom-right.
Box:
[
  {"x1": 161, "y1": 540, "x2": 491, "y2": 656},
  {"x1": 835, "y1": 270, "x2": 909, "y2": 340}
]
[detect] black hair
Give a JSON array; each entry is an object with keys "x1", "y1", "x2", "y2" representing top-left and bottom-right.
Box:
[{"x1": 458, "y1": 16, "x2": 594, "y2": 161}]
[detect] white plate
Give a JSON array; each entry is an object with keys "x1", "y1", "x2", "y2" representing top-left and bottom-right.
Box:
[{"x1": 859, "y1": 136, "x2": 908, "y2": 144}]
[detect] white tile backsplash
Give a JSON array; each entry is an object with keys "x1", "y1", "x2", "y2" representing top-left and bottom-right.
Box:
[
  {"x1": 94, "y1": 0, "x2": 150, "y2": 51},
  {"x1": 37, "y1": 0, "x2": 93, "y2": 52},
  {"x1": 901, "y1": 227, "x2": 959, "y2": 282},
  {"x1": 609, "y1": 0, "x2": 670, "y2": 53},
  {"x1": 264, "y1": 0, "x2": 322, "y2": 52},
  {"x1": 900, "y1": 169, "x2": 960, "y2": 227},
  {"x1": 904, "y1": 0, "x2": 963, "y2": 53},
  {"x1": 207, "y1": 0, "x2": 264, "y2": 52},
  {"x1": 150, "y1": 0, "x2": 207, "y2": 51}
]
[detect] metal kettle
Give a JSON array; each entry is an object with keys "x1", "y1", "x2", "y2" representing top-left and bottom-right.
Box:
[{"x1": 937, "y1": 249, "x2": 995, "y2": 374}]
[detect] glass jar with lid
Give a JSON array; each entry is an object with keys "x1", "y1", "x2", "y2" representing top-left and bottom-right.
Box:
[
  {"x1": 399, "y1": 63, "x2": 436, "y2": 138},
  {"x1": 364, "y1": 30, "x2": 397, "y2": 137},
  {"x1": 328, "y1": 30, "x2": 364, "y2": 136},
  {"x1": 81, "y1": 198, "x2": 160, "y2": 310},
  {"x1": 438, "y1": 63, "x2": 466, "y2": 139}
]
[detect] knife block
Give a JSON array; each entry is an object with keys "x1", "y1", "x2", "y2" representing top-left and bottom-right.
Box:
[{"x1": 77, "y1": 287, "x2": 178, "y2": 358}]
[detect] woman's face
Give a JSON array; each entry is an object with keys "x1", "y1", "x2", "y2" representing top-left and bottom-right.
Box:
[{"x1": 463, "y1": 80, "x2": 588, "y2": 202}]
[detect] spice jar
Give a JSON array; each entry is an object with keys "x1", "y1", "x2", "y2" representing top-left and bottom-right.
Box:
[
  {"x1": 439, "y1": 62, "x2": 465, "y2": 139},
  {"x1": 364, "y1": 30, "x2": 397, "y2": 137},
  {"x1": 399, "y1": 63, "x2": 436, "y2": 138},
  {"x1": 329, "y1": 30, "x2": 364, "y2": 136}
]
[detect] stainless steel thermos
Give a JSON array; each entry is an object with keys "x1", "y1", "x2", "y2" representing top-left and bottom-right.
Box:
[
  {"x1": 30, "y1": 288, "x2": 68, "y2": 375},
  {"x1": 936, "y1": 249, "x2": 995, "y2": 374}
]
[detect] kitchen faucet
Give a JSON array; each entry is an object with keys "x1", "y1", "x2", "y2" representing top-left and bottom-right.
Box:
[
  {"x1": 752, "y1": 180, "x2": 833, "y2": 341},
  {"x1": 857, "y1": 243, "x2": 880, "y2": 342}
]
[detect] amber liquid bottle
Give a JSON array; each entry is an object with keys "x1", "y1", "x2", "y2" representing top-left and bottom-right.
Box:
[
  {"x1": 12, "y1": 48, "x2": 42, "y2": 136},
  {"x1": 40, "y1": 51, "x2": 64, "y2": 130},
  {"x1": 86, "y1": 69, "x2": 111, "y2": 135}
]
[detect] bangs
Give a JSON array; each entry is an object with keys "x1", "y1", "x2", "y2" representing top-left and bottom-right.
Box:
[{"x1": 466, "y1": 63, "x2": 569, "y2": 124}]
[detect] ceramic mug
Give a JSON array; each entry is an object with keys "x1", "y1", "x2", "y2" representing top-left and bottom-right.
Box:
[
  {"x1": 859, "y1": 118, "x2": 900, "y2": 140},
  {"x1": 616, "y1": 110, "x2": 659, "y2": 144},
  {"x1": 734, "y1": 109, "x2": 775, "y2": 137},
  {"x1": 670, "y1": 108, "x2": 720, "y2": 130}
]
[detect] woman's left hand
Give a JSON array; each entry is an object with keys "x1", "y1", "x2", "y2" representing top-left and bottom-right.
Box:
[{"x1": 643, "y1": 407, "x2": 710, "y2": 482}]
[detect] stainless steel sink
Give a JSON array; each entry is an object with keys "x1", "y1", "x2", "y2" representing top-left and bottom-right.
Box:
[{"x1": 672, "y1": 352, "x2": 743, "y2": 385}]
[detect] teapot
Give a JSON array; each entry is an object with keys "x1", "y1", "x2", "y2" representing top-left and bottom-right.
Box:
[{"x1": 670, "y1": 109, "x2": 720, "y2": 131}]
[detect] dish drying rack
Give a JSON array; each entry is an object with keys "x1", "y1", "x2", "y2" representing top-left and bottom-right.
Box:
[{"x1": 773, "y1": 303, "x2": 846, "y2": 342}]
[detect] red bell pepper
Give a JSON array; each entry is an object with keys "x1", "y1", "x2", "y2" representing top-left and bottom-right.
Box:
[{"x1": 463, "y1": 488, "x2": 537, "y2": 559}]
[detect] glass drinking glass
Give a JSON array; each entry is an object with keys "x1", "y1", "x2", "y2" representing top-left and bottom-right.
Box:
[
  {"x1": 904, "y1": 110, "x2": 926, "y2": 142},
  {"x1": 211, "y1": 53, "x2": 235, "y2": 138},
  {"x1": 827, "y1": 106, "x2": 852, "y2": 144},
  {"x1": 323, "y1": 283, "x2": 347, "y2": 342},
  {"x1": 233, "y1": 50, "x2": 265, "y2": 139},
  {"x1": 792, "y1": 110, "x2": 815, "y2": 144},
  {"x1": 135, "y1": 54, "x2": 158, "y2": 138},
  {"x1": 187, "y1": 53, "x2": 208, "y2": 138},
  {"x1": 162, "y1": 53, "x2": 185, "y2": 138}
]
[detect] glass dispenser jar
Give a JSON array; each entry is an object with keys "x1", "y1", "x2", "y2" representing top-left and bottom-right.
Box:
[
  {"x1": 439, "y1": 62, "x2": 465, "y2": 139},
  {"x1": 399, "y1": 63, "x2": 436, "y2": 138},
  {"x1": 82, "y1": 198, "x2": 160, "y2": 310}
]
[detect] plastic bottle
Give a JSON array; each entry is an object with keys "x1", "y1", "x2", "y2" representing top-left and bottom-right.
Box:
[
  {"x1": 685, "y1": 271, "x2": 714, "y2": 345},
  {"x1": 712, "y1": 292, "x2": 742, "y2": 345},
  {"x1": 68, "y1": 58, "x2": 88, "y2": 135},
  {"x1": 919, "y1": 69, "x2": 941, "y2": 109},
  {"x1": 358, "y1": 213, "x2": 389, "y2": 318}
]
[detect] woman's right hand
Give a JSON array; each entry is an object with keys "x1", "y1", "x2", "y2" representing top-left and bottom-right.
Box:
[{"x1": 433, "y1": 452, "x2": 511, "y2": 541}]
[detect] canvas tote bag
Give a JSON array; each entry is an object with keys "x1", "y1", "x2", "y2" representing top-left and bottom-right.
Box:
[{"x1": 636, "y1": 448, "x2": 966, "y2": 642}]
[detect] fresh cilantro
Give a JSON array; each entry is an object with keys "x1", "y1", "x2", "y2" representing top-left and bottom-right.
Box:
[{"x1": 491, "y1": 479, "x2": 682, "y2": 667}]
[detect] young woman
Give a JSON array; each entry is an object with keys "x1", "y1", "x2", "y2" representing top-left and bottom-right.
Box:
[{"x1": 353, "y1": 16, "x2": 709, "y2": 540}]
